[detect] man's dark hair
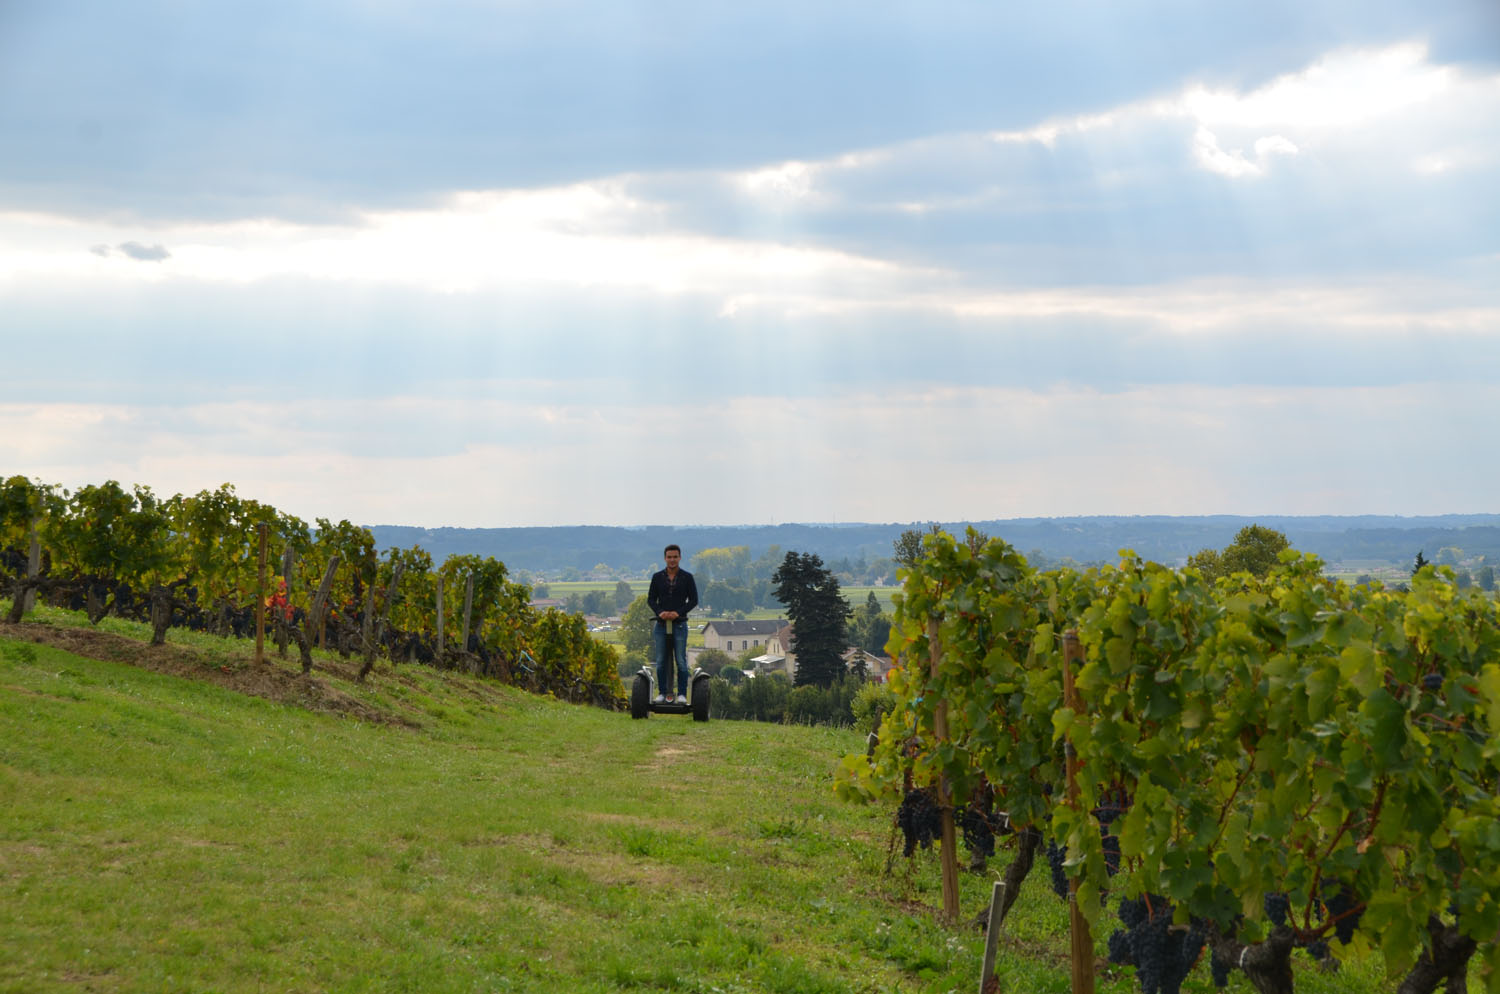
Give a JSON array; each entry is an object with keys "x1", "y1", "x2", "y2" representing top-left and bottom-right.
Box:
[{"x1": 664, "y1": 543, "x2": 681, "y2": 556}]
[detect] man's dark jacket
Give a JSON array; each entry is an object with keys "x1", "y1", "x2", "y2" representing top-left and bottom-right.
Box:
[{"x1": 647, "y1": 568, "x2": 699, "y2": 622}]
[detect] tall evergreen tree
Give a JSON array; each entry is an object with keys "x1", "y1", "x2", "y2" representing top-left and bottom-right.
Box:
[
  {"x1": 771, "y1": 551, "x2": 850, "y2": 688},
  {"x1": 850, "y1": 590, "x2": 891, "y2": 656}
]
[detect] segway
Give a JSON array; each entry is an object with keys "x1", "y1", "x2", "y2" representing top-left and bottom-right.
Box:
[{"x1": 630, "y1": 624, "x2": 711, "y2": 722}]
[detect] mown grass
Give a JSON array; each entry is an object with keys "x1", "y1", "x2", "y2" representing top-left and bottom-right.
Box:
[{"x1": 0, "y1": 607, "x2": 1408, "y2": 994}]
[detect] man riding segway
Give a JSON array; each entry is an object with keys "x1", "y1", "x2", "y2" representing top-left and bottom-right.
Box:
[
  {"x1": 629, "y1": 544, "x2": 712, "y2": 721},
  {"x1": 648, "y1": 544, "x2": 698, "y2": 703}
]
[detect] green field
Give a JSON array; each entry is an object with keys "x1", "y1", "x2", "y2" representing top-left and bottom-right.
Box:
[
  {"x1": 543, "y1": 582, "x2": 897, "y2": 615},
  {"x1": 0, "y1": 606, "x2": 1406, "y2": 993},
  {"x1": 538, "y1": 580, "x2": 646, "y2": 598}
]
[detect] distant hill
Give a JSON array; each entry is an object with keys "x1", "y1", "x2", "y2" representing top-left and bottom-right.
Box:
[{"x1": 366, "y1": 515, "x2": 1500, "y2": 576}]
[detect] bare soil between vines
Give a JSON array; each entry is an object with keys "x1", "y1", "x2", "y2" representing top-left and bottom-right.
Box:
[{"x1": 0, "y1": 620, "x2": 419, "y2": 727}]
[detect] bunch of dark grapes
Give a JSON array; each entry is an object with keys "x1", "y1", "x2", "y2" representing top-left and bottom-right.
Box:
[
  {"x1": 958, "y1": 805, "x2": 1005, "y2": 862},
  {"x1": 897, "y1": 788, "x2": 943, "y2": 857},
  {"x1": 1101, "y1": 832, "x2": 1122, "y2": 877},
  {"x1": 1208, "y1": 945, "x2": 1232, "y2": 989},
  {"x1": 957, "y1": 778, "x2": 1007, "y2": 863},
  {"x1": 1304, "y1": 939, "x2": 1333, "y2": 965},
  {"x1": 1106, "y1": 896, "x2": 1206, "y2": 994},
  {"x1": 1321, "y1": 884, "x2": 1364, "y2": 945},
  {"x1": 1096, "y1": 803, "x2": 1124, "y2": 878},
  {"x1": 0, "y1": 547, "x2": 26, "y2": 574},
  {"x1": 1047, "y1": 841, "x2": 1070, "y2": 899},
  {"x1": 1047, "y1": 804, "x2": 1124, "y2": 900},
  {"x1": 1264, "y1": 892, "x2": 1290, "y2": 927}
]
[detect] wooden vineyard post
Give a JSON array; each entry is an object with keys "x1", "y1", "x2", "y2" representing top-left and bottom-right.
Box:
[
  {"x1": 460, "y1": 572, "x2": 475, "y2": 654},
  {"x1": 1062, "y1": 630, "x2": 1096, "y2": 994},
  {"x1": 254, "y1": 524, "x2": 268, "y2": 665},
  {"x1": 979, "y1": 879, "x2": 1007, "y2": 994},
  {"x1": 930, "y1": 616, "x2": 960, "y2": 925},
  {"x1": 435, "y1": 579, "x2": 445, "y2": 663},
  {"x1": 357, "y1": 582, "x2": 376, "y2": 679},
  {"x1": 23, "y1": 518, "x2": 39, "y2": 614}
]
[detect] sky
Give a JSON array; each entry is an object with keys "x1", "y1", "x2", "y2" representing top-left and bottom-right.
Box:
[{"x1": 2, "y1": 0, "x2": 1498, "y2": 528}]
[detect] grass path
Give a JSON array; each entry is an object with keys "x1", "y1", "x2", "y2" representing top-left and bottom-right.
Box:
[{"x1": 0, "y1": 610, "x2": 1400, "y2": 993}]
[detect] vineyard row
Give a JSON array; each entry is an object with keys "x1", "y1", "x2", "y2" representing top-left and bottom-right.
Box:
[
  {"x1": 839, "y1": 530, "x2": 1500, "y2": 994},
  {"x1": 0, "y1": 477, "x2": 623, "y2": 708}
]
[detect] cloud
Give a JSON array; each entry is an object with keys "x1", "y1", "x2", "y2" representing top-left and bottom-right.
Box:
[
  {"x1": 80, "y1": 240, "x2": 172, "y2": 261},
  {"x1": 1, "y1": 16, "x2": 1495, "y2": 526},
  {"x1": 6, "y1": 263, "x2": 1498, "y2": 423},
  {"x1": 5, "y1": 381, "x2": 1498, "y2": 526},
  {"x1": 1179, "y1": 43, "x2": 1457, "y2": 129},
  {"x1": 1191, "y1": 127, "x2": 1299, "y2": 178},
  {"x1": 3, "y1": 43, "x2": 1494, "y2": 295},
  {"x1": 599, "y1": 42, "x2": 1498, "y2": 285},
  {"x1": 115, "y1": 241, "x2": 171, "y2": 262},
  {"x1": 1, "y1": 186, "x2": 916, "y2": 296},
  {"x1": 2, "y1": 2, "x2": 1492, "y2": 224}
]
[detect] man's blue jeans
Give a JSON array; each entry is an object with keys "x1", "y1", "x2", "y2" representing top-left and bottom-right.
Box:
[{"x1": 653, "y1": 619, "x2": 689, "y2": 699}]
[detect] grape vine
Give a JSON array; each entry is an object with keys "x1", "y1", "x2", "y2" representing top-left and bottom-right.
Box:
[
  {"x1": 0, "y1": 475, "x2": 625, "y2": 708},
  {"x1": 836, "y1": 529, "x2": 1500, "y2": 994}
]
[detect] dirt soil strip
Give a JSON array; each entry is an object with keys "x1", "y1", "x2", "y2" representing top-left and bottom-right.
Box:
[{"x1": 0, "y1": 621, "x2": 419, "y2": 727}]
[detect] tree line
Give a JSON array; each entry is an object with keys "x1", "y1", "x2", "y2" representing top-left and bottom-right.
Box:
[{"x1": 367, "y1": 517, "x2": 1500, "y2": 580}]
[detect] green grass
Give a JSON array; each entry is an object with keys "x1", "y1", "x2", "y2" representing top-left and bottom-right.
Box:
[
  {"x1": 540, "y1": 580, "x2": 642, "y2": 598},
  {"x1": 0, "y1": 610, "x2": 1411, "y2": 993},
  {"x1": 840, "y1": 587, "x2": 899, "y2": 613}
]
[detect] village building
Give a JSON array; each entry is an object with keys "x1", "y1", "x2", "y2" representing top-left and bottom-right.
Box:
[{"x1": 700, "y1": 618, "x2": 787, "y2": 654}]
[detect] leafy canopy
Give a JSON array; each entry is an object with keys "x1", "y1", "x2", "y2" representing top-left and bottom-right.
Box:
[{"x1": 1185, "y1": 524, "x2": 1291, "y2": 581}]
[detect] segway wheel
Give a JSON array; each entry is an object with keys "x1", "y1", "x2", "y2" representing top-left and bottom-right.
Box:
[
  {"x1": 631, "y1": 672, "x2": 651, "y2": 720},
  {"x1": 691, "y1": 674, "x2": 711, "y2": 722}
]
